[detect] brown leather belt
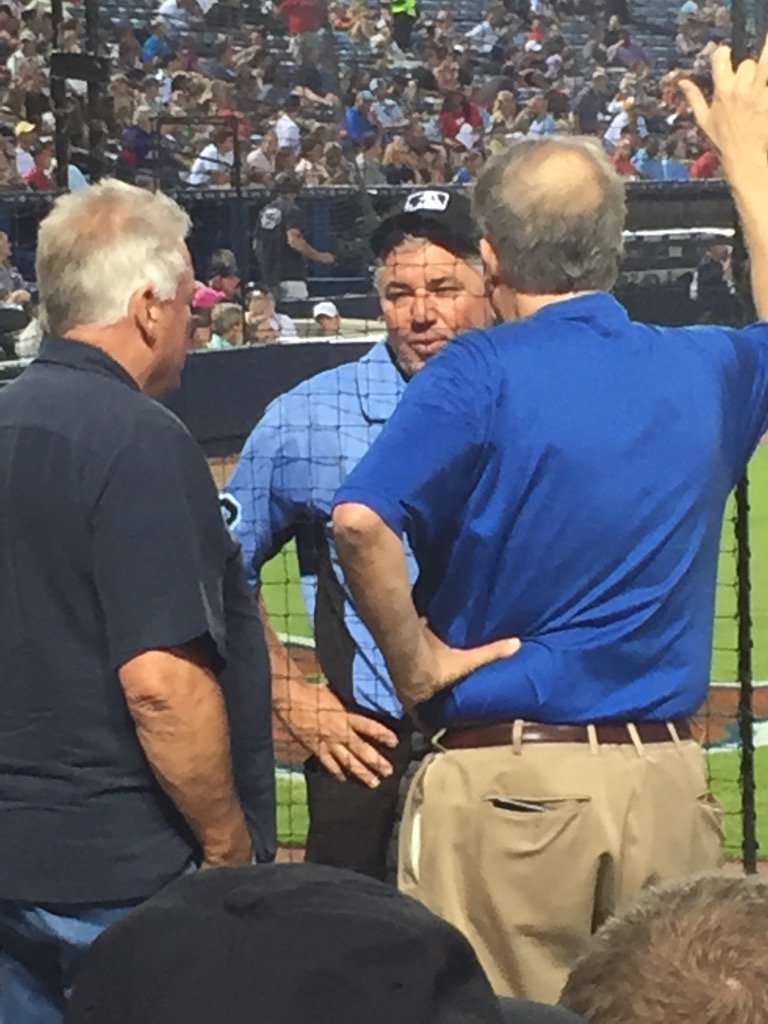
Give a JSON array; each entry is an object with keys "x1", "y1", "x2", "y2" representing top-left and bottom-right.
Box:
[{"x1": 439, "y1": 719, "x2": 693, "y2": 750}]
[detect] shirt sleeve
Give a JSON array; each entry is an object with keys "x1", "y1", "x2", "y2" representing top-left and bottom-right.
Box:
[
  {"x1": 217, "y1": 536, "x2": 276, "y2": 862},
  {"x1": 220, "y1": 397, "x2": 314, "y2": 590},
  {"x1": 334, "y1": 335, "x2": 497, "y2": 547},
  {"x1": 727, "y1": 322, "x2": 768, "y2": 472},
  {"x1": 92, "y1": 419, "x2": 230, "y2": 670}
]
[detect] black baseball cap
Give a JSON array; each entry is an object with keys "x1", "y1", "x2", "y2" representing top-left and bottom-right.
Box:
[
  {"x1": 370, "y1": 189, "x2": 480, "y2": 261},
  {"x1": 65, "y1": 864, "x2": 585, "y2": 1024}
]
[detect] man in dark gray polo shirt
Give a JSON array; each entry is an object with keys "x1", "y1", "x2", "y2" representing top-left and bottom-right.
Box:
[{"x1": 0, "y1": 180, "x2": 275, "y2": 1024}]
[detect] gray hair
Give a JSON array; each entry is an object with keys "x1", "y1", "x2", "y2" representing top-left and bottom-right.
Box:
[
  {"x1": 37, "y1": 180, "x2": 191, "y2": 336},
  {"x1": 473, "y1": 136, "x2": 626, "y2": 294},
  {"x1": 210, "y1": 302, "x2": 243, "y2": 336},
  {"x1": 560, "y1": 875, "x2": 768, "y2": 1024}
]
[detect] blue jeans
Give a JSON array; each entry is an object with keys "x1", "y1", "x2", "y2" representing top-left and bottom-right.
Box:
[{"x1": 0, "y1": 900, "x2": 140, "y2": 1024}]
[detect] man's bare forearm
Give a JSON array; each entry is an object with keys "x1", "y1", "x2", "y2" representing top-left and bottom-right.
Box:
[
  {"x1": 724, "y1": 159, "x2": 768, "y2": 320},
  {"x1": 258, "y1": 593, "x2": 316, "y2": 724},
  {"x1": 119, "y1": 647, "x2": 252, "y2": 864},
  {"x1": 333, "y1": 502, "x2": 424, "y2": 703}
]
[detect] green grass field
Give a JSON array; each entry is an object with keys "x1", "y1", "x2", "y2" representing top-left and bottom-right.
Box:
[{"x1": 268, "y1": 446, "x2": 768, "y2": 853}]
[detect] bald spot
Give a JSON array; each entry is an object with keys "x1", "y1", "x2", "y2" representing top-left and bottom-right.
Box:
[{"x1": 501, "y1": 142, "x2": 609, "y2": 218}]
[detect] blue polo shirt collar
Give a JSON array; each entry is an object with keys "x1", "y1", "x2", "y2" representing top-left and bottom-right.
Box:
[
  {"x1": 528, "y1": 291, "x2": 630, "y2": 330},
  {"x1": 356, "y1": 340, "x2": 405, "y2": 423}
]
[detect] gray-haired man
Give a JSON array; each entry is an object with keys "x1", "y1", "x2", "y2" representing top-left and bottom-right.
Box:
[{"x1": 332, "y1": 45, "x2": 768, "y2": 1001}]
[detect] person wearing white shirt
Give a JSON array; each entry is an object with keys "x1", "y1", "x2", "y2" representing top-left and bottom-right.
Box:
[
  {"x1": 14, "y1": 122, "x2": 37, "y2": 177},
  {"x1": 465, "y1": 14, "x2": 501, "y2": 55},
  {"x1": 602, "y1": 101, "x2": 647, "y2": 153},
  {"x1": 187, "y1": 128, "x2": 235, "y2": 186},
  {"x1": 157, "y1": 0, "x2": 197, "y2": 35},
  {"x1": 246, "y1": 286, "x2": 299, "y2": 343},
  {"x1": 275, "y1": 97, "x2": 302, "y2": 154}
]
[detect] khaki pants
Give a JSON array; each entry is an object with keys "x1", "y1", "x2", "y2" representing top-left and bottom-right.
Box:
[{"x1": 398, "y1": 728, "x2": 723, "y2": 1003}]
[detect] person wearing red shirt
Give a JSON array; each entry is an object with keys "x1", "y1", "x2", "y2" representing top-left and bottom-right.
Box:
[
  {"x1": 611, "y1": 135, "x2": 636, "y2": 177},
  {"x1": 439, "y1": 91, "x2": 483, "y2": 141},
  {"x1": 690, "y1": 140, "x2": 721, "y2": 179},
  {"x1": 24, "y1": 140, "x2": 54, "y2": 192},
  {"x1": 278, "y1": 0, "x2": 324, "y2": 35}
]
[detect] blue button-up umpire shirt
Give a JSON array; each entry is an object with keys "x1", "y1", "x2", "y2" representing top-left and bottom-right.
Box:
[
  {"x1": 336, "y1": 294, "x2": 768, "y2": 727},
  {"x1": 223, "y1": 342, "x2": 409, "y2": 719}
]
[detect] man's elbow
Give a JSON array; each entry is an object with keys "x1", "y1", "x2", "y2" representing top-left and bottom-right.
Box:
[{"x1": 332, "y1": 502, "x2": 384, "y2": 548}]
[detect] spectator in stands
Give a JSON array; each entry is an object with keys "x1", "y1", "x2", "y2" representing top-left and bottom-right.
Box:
[
  {"x1": 294, "y1": 45, "x2": 337, "y2": 109},
  {"x1": 608, "y1": 30, "x2": 652, "y2": 69},
  {"x1": 278, "y1": 0, "x2": 325, "y2": 52},
  {"x1": 246, "y1": 284, "x2": 299, "y2": 342},
  {"x1": 561, "y1": 875, "x2": 768, "y2": 1024},
  {"x1": 247, "y1": 129, "x2": 278, "y2": 184},
  {"x1": 633, "y1": 135, "x2": 690, "y2": 181},
  {"x1": 296, "y1": 135, "x2": 331, "y2": 185},
  {"x1": 118, "y1": 107, "x2": 155, "y2": 179},
  {"x1": 312, "y1": 299, "x2": 342, "y2": 336},
  {"x1": 0, "y1": 230, "x2": 26, "y2": 292},
  {"x1": 571, "y1": 69, "x2": 609, "y2": 134},
  {"x1": 489, "y1": 90, "x2": 519, "y2": 135},
  {"x1": 344, "y1": 90, "x2": 378, "y2": 144},
  {"x1": 188, "y1": 126, "x2": 235, "y2": 187},
  {"x1": 24, "y1": 137, "x2": 54, "y2": 191},
  {"x1": 275, "y1": 94, "x2": 303, "y2": 153},
  {"x1": 254, "y1": 173, "x2": 335, "y2": 302},
  {"x1": 370, "y1": 78, "x2": 407, "y2": 131},
  {"x1": 355, "y1": 132, "x2": 386, "y2": 185},
  {"x1": 439, "y1": 91, "x2": 484, "y2": 143},
  {"x1": 7, "y1": 30, "x2": 40, "y2": 80},
  {"x1": 611, "y1": 133, "x2": 637, "y2": 176},
  {"x1": 189, "y1": 311, "x2": 212, "y2": 349},
  {"x1": 391, "y1": 0, "x2": 417, "y2": 51},
  {"x1": 14, "y1": 120, "x2": 37, "y2": 178},
  {"x1": 208, "y1": 302, "x2": 245, "y2": 349},
  {"x1": 323, "y1": 141, "x2": 353, "y2": 183},
  {"x1": 603, "y1": 97, "x2": 647, "y2": 153},
  {"x1": 139, "y1": 75, "x2": 165, "y2": 115},
  {"x1": 690, "y1": 236, "x2": 739, "y2": 325},
  {"x1": 465, "y1": 7, "x2": 503, "y2": 56},
  {"x1": 690, "y1": 136, "x2": 720, "y2": 178},
  {"x1": 208, "y1": 250, "x2": 241, "y2": 302},
  {"x1": 141, "y1": 18, "x2": 173, "y2": 63},
  {"x1": 0, "y1": 126, "x2": 25, "y2": 188},
  {"x1": 157, "y1": 0, "x2": 199, "y2": 39},
  {"x1": 526, "y1": 94, "x2": 558, "y2": 136},
  {"x1": 453, "y1": 147, "x2": 484, "y2": 182}
]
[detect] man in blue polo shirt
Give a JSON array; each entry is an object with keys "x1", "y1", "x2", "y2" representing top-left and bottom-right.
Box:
[
  {"x1": 221, "y1": 190, "x2": 493, "y2": 879},
  {"x1": 333, "y1": 46, "x2": 768, "y2": 1001}
]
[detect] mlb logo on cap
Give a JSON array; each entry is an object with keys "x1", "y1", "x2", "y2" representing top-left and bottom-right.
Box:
[{"x1": 403, "y1": 190, "x2": 451, "y2": 213}]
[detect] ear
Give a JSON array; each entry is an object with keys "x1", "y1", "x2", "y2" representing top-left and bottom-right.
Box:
[
  {"x1": 126, "y1": 283, "x2": 161, "y2": 348},
  {"x1": 479, "y1": 237, "x2": 502, "y2": 284}
]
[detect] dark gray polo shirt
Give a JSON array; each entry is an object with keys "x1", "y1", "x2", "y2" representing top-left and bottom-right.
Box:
[{"x1": 0, "y1": 337, "x2": 275, "y2": 905}]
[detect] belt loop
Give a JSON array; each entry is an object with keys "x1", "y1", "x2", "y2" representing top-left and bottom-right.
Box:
[
  {"x1": 627, "y1": 722, "x2": 644, "y2": 757},
  {"x1": 431, "y1": 728, "x2": 448, "y2": 753},
  {"x1": 667, "y1": 721, "x2": 683, "y2": 748},
  {"x1": 587, "y1": 723, "x2": 599, "y2": 756},
  {"x1": 512, "y1": 719, "x2": 524, "y2": 756}
]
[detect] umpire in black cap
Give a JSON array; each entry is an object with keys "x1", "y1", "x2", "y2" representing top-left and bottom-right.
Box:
[{"x1": 221, "y1": 188, "x2": 494, "y2": 882}]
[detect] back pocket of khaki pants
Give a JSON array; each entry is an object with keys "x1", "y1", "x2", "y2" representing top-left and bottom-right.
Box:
[{"x1": 483, "y1": 796, "x2": 592, "y2": 855}]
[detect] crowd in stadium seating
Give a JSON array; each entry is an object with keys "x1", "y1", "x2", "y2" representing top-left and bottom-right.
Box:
[{"x1": 0, "y1": 0, "x2": 735, "y2": 192}]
